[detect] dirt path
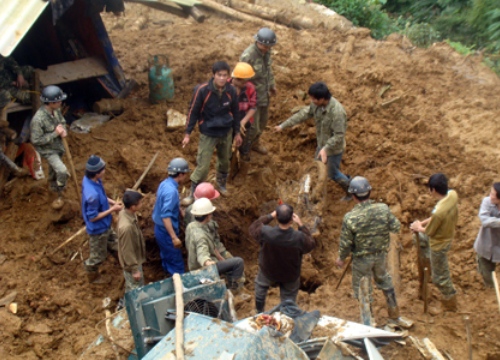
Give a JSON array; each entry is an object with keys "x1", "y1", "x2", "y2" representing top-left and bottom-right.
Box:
[{"x1": 1, "y1": 2, "x2": 500, "y2": 359}]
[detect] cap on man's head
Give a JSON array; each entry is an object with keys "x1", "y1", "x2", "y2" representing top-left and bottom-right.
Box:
[{"x1": 86, "y1": 155, "x2": 106, "y2": 172}]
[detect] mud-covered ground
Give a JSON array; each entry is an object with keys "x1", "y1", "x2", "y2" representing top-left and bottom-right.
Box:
[{"x1": 1, "y1": 1, "x2": 500, "y2": 359}]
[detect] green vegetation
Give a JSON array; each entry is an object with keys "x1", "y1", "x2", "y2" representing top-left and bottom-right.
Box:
[{"x1": 315, "y1": 0, "x2": 500, "y2": 75}]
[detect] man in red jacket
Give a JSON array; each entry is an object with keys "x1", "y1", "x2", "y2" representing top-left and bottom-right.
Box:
[
  {"x1": 228, "y1": 62, "x2": 257, "y2": 163},
  {"x1": 249, "y1": 204, "x2": 316, "y2": 313}
]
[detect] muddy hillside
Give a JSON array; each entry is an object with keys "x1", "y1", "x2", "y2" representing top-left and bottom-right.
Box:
[{"x1": 1, "y1": 1, "x2": 500, "y2": 359}]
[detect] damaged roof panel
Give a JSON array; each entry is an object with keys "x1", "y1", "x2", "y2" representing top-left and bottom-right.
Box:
[{"x1": 0, "y1": 0, "x2": 49, "y2": 57}]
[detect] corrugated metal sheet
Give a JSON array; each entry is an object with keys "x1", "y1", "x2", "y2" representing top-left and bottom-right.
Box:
[{"x1": 0, "y1": 0, "x2": 49, "y2": 57}]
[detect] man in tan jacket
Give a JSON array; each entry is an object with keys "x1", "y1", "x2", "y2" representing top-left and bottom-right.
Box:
[
  {"x1": 411, "y1": 173, "x2": 459, "y2": 311},
  {"x1": 117, "y1": 190, "x2": 146, "y2": 294}
]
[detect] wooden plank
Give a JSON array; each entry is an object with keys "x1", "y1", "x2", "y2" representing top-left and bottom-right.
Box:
[
  {"x1": 38, "y1": 57, "x2": 108, "y2": 85},
  {"x1": 125, "y1": 0, "x2": 186, "y2": 17},
  {"x1": 6, "y1": 103, "x2": 32, "y2": 114}
]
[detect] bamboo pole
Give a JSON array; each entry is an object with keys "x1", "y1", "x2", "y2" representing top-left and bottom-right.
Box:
[
  {"x1": 493, "y1": 271, "x2": 500, "y2": 314},
  {"x1": 63, "y1": 137, "x2": 81, "y2": 204},
  {"x1": 423, "y1": 267, "x2": 429, "y2": 314},
  {"x1": 173, "y1": 273, "x2": 185, "y2": 360},
  {"x1": 463, "y1": 316, "x2": 472, "y2": 360}
]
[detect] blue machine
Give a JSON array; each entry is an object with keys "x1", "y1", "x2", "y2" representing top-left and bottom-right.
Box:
[
  {"x1": 143, "y1": 313, "x2": 310, "y2": 360},
  {"x1": 125, "y1": 267, "x2": 231, "y2": 359}
]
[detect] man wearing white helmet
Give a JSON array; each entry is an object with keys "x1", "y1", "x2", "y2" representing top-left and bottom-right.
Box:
[{"x1": 185, "y1": 198, "x2": 244, "y2": 291}]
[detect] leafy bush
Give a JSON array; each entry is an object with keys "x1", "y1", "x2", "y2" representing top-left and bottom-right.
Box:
[
  {"x1": 445, "y1": 39, "x2": 474, "y2": 55},
  {"x1": 316, "y1": 0, "x2": 398, "y2": 39},
  {"x1": 403, "y1": 23, "x2": 441, "y2": 48}
]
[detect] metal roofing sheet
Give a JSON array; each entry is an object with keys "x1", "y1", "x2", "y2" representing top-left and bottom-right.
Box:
[{"x1": 0, "y1": 0, "x2": 49, "y2": 57}]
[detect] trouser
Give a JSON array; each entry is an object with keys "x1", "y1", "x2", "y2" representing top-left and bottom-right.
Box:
[
  {"x1": 352, "y1": 252, "x2": 394, "y2": 302},
  {"x1": 315, "y1": 147, "x2": 349, "y2": 184},
  {"x1": 154, "y1": 224, "x2": 185, "y2": 275},
  {"x1": 190, "y1": 131, "x2": 232, "y2": 184},
  {"x1": 246, "y1": 106, "x2": 269, "y2": 144},
  {"x1": 254, "y1": 270, "x2": 300, "y2": 312},
  {"x1": 84, "y1": 228, "x2": 118, "y2": 272},
  {"x1": 216, "y1": 257, "x2": 244, "y2": 287},
  {"x1": 42, "y1": 151, "x2": 68, "y2": 191},
  {"x1": 477, "y1": 255, "x2": 497, "y2": 288},
  {"x1": 123, "y1": 265, "x2": 145, "y2": 293},
  {"x1": 428, "y1": 243, "x2": 456, "y2": 297}
]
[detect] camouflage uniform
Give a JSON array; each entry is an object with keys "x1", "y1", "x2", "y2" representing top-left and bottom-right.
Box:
[
  {"x1": 279, "y1": 97, "x2": 350, "y2": 191},
  {"x1": 30, "y1": 106, "x2": 69, "y2": 191},
  {"x1": 240, "y1": 43, "x2": 275, "y2": 147},
  {"x1": 339, "y1": 200, "x2": 401, "y2": 301},
  {"x1": 0, "y1": 56, "x2": 33, "y2": 105},
  {"x1": 185, "y1": 220, "x2": 244, "y2": 288}
]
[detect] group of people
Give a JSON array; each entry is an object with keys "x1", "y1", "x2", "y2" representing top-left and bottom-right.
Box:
[{"x1": 2, "y1": 27, "x2": 499, "y2": 321}]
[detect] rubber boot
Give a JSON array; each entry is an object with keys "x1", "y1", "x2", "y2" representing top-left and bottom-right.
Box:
[
  {"x1": 51, "y1": 187, "x2": 65, "y2": 210},
  {"x1": 255, "y1": 300, "x2": 265, "y2": 314},
  {"x1": 441, "y1": 294, "x2": 458, "y2": 312},
  {"x1": 238, "y1": 158, "x2": 250, "y2": 178},
  {"x1": 181, "y1": 182, "x2": 197, "y2": 206},
  {"x1": 384, "y1": 289, "x2": 414, "y2": 328},
  {"x1": 337, "y1": 177, "x2": 352, "y2": 201},
  {"x1": 251, "y1": 139, "x2": 268, "y2": 155},
  {"x1": 87, "y1": 271, "x2": 110, "y2": 284},
  {"x1": 216, "y1": 172, "x2": 228, "y2": 196}
]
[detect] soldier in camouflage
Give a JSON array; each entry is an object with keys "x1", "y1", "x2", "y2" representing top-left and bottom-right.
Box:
[
  {"x1": 275, "y1": 82, "x2": 352, "y2": 200},
  {"x1": 240, "y1": 27, "x2": 277, "y2": 155},
  {"x1": 336, "y1": 177, "x2": 411, "y2": 326},
  {"x1": 185, "y1": 198, "x2": 244, "y2": 290},
  {"x1": 30, "y1": 86, "x2": 69, "y2": 206},
  {"x1": 0, "y1": 55, "x2": 33, "y2": 106}
]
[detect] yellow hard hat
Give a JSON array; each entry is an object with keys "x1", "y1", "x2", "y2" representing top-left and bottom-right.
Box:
[{"x1": 232, "y1": 62, "x2": 255, "y2": 79}]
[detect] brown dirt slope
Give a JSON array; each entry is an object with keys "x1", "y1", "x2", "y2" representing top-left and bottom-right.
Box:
[{"x1": 0, "y1": 2, "x2": 499, "y2": 359}]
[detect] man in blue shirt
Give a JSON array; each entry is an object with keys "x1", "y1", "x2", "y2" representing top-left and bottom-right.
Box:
[
  {"x1": 82, "y1": 155, "x2": 123, "y2": 283},
  {"x1": 153, "y1": 157, "x2": 191, "y2": 275}
]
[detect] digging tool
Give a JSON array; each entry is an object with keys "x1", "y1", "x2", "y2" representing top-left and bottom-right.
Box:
[
  {"x1": 51, "y1": 152, "x2": 159, "y2": 254},
  {"x1": 335, "y1": 256, "x2": 353, "y2": 290},
  {"x1": 414, "y1": 230, "x2": 426, "y2": 300},
  {"x1": 464, "y1": 316, "x2": 472, "y2": 360},
  {"x1": 493, "y1": 271, "x2": 500, "y2": 314},
  {"x1": 62, "y1": 137, "x2": 81, "y2": 204}
]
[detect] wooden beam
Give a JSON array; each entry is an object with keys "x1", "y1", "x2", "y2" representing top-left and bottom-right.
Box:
[{"x1": 38, "y1": 57, "x2": 108, "y2": 85}]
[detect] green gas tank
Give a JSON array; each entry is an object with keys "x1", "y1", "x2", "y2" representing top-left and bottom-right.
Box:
[{"x1": 148, "y1": 55, "x2": 174, "y2": 103}]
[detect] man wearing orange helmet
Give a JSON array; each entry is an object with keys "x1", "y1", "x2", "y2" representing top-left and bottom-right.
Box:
[{"x1": 228, "y1": 62, "x2": 257, "y2": 164}]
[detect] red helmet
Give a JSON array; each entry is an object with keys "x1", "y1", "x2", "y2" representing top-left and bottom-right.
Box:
[{"x1": 194, "y1": 182, "x2": 220, "y2": 200}]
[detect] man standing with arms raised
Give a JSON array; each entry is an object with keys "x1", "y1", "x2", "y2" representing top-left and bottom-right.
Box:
[{"x1": 249, "y1": 204, "x2": 315, "y2": 313}]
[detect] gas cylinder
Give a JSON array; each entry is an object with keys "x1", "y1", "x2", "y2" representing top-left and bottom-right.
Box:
[{"x1": 148, "y1": 55, "x2": 174, "y2": 104}]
